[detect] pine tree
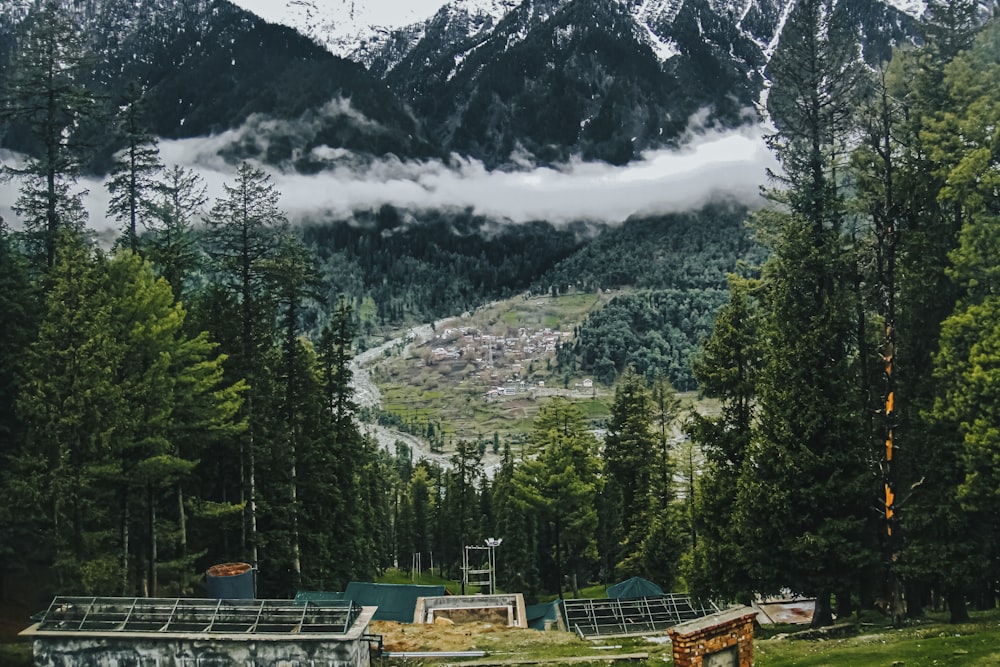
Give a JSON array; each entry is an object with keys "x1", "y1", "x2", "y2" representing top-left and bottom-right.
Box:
[
  {"x1": 880, "y1": 0, "x2": 984, "y2": 623},
  {"x1": 923, "y1": 16, "x2": 1000, "y2": 621},
  {"x1": 267, "y1": 235, "x2": 320, "y2": 591},
  {"x1": 106, "y1": 82, "x2": 163, "y2": 253},
  {"x1": 143, "y1": 165, "x2": 206, "y2": 301},
  {"x1": 15, "y1": 241, "x2": 245, "y2": 595},
  {"x1": 311, "y1": 302, "x2": 369, "y2": 587},
  {"x1": 525, "y1": 400, "x2": 600, "y2": 598},
  {"x1": 443, "y1": 439, "x2": 485, "y2": 586},
  {"x1": 0, "y1": 0, "x2": 98, "y2": 269},
  {"x1": 203, "y1": 161, "x2": 288, "y2": 570},
  {"x1": 0, "y1": 222, "x2": 41, "y2": 589},
  {"x1": 602, "y1": 367, "x2": 654, "y2": 578},
  {"x1": 103, "y1": 250, "x2": 243, "y2": 596},
  {"x1": 491, "y1": 441, "x2": 541, "y2": 599},
  {"x1": 742, "y1": 0, "x2": 874, "y2": 627},
  {"x1": 851, "y1": 64, "x2": 909, "y2": 625},
  {"x1": 685, "y1": 276, "x2": 759, "y2": 601},
  {"x1": 16, "y1": 235, "x2": 123, "y2": 592}
]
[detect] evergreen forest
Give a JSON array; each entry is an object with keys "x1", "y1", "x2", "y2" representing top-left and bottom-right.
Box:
[{"x1": 1, "y1": 0, "x2": 1000, "y2": 634}]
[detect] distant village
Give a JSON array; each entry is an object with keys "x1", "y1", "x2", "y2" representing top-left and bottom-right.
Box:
[{"x1": 421, "y1": 325, "x2": 594, "y2": 400}]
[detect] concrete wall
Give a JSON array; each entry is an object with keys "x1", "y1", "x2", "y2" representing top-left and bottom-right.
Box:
[
  {"x1": 413, "y1": 594, "x2": 527, "y2": 628},
  {"x1": 31, "y1": 636, "x2": 371, "y2": 667}
]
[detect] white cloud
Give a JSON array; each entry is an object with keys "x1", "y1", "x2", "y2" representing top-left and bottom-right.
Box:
[
  {"x1": 160, "y1": 122, "x2": 773, "y2": 227},
  {"x1": 2, "y1": 119, "x2": 777, "y2": 237}
]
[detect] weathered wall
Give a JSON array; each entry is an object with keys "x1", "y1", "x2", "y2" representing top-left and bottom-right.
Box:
[
  {"x1": 414, "y1": 594, "x2": 527, "y2": 627},
  {"x1": 31, "y1": 636, "x2": 370, "y2": 667},
  {"x1": 668, "y1": 610, "x2": 755, "y2": 667}
]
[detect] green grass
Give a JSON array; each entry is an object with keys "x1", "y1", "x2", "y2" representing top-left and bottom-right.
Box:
[
  {"x1": 537, "y1": 583, "x2": 609, "y2": 603},
  {"x1": 382, "y1": 607, "x2": 1000, "y2": 667},
  {"x1": 756, "y1": 611, "x2": 1000, "y2": 667},
  {"x1": 375, "y1": 568, "x2": 481, "y2": 595},
  {"x1": 0, "y1": 643, "x2": 31, "y2": 667}
]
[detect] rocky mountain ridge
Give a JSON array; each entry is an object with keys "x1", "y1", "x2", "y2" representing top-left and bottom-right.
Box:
[{"x1": 0, "y1": 0, "x2": 927, "y2": 171}]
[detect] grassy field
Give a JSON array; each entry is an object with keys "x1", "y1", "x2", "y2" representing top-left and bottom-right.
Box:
[
  {"x1": 374, "y1": 291, "x2": 619, "y2": 445},
  {"x1": 369, "y1": 572, "x2": 1000, "y2": 666},
  {"x1": 369, "y1": 609, "x2": 1000, "y2": 666},
  {"x1": 754, "y1": 610, "x2": 1000, "y2": 667}
]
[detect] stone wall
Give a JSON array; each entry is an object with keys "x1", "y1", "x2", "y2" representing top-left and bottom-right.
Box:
[
  {"x1": 31, "y1": 635, "x2": 371, "y2": 667},
  {"x1": 667, "y1": 607, "x2": 755, "y2": 667}
]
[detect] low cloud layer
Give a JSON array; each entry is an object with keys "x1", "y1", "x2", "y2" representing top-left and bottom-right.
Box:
[{"x1": 2, "y1": 121, "x2": 777, "y2": 235}]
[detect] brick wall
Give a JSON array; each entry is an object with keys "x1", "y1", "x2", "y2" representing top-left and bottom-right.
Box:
[{"x1": 667, "y1": 610, "x2": 755, "y2": 667}]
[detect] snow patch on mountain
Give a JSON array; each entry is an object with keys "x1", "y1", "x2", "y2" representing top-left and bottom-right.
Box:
[
  {"x1": 886, "y1": 0, "x2": 926, "y2": 17},
  {"x1": 232, "y1": 0, "x2": 930, "y2": 66},
  {"x1": 231, "y1": 0, "x2": 447, "y2": 57}
]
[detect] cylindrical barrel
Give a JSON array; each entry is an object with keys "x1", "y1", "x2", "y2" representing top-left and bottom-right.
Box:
[{"x1": 205, "y1": 562, "x2": 255, "y2": 599}]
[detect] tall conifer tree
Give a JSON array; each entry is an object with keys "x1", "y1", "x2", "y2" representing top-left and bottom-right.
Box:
[
  {"x1": 106, "y1": 82, "x2": 163, "y2": 253},
  {"x1": 739, "y1": 0, "x2": 873, "y2": 626},
  {"x1": 203, "y1": 161, "x2": 288, "y2": 571},
  {"x1": 0, "y1": 0, "x2": 97, "y2": 269},
  {"x1": 685, "y1": 276, "x2": 758, "y2": 601}
]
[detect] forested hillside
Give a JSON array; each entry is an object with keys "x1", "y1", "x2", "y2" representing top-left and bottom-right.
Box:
[
  {"x1": 539, "y1": 205, "x2": 764, "y2": 390},
  {"x1": 300, "y1": 204, "x2": 759, "y2": 391},
  {"x1": 302, "y1": 209, "x2": 589, "y2": 337},
  {"x1": 1, "y1": 0, "x2": 1000, "y2": 639}
]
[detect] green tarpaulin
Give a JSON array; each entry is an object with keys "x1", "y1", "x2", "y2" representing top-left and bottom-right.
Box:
[
  {"x1": 606, "y1": 576, "x2": 664, "y2": 599},
  {"x1": 297, "y1": 583, "x2": 447, "y2": 622},
  {"x1": 525, "y1": 600, "x2": 561, "y2": 631},
  {"x1": 344, "y1": 582, "x2": 447, "y2": 623}
]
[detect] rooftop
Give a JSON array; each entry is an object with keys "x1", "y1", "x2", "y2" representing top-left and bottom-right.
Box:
[{"x1": 22, "y1": 596, "x2": 373, "y2": 641}]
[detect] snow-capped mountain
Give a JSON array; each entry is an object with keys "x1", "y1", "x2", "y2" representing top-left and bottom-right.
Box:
[
  {"x1": 351, "y1": 0, "x2": 921, "y2": 165},
  {"x1": 233, "y1": 0, "x2": 515, "y2": 59},
  {"x1": 0, "y1": 0, "x2": 434, "y2": 171},
  {"x1": 234, "y1": 0, "x2": 930, "y2": 68},
  {"x1": 0, "y1": 0, "x2": 945, "y2": 172}
]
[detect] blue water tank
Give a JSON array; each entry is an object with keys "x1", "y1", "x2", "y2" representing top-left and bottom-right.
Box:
[{"x1": 205, "y1": 562, "x2": 255, "y2": 599}]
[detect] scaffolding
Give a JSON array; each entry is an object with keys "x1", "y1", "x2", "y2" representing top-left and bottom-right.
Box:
[{"x1": 462, "y1": 545, "x2": 494, "y2": 594}]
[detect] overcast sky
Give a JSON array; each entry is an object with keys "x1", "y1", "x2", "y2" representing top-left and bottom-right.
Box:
[{"x1": 232, "y1": 0, "x2": 451, "y2": 37}]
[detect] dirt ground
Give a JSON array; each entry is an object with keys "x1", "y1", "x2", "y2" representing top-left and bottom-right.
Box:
[{"x1": 371, "y1": 619, "x2": 584, "y2": 654}]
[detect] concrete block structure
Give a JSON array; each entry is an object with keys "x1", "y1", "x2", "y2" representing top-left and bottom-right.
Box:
[
  {"x1": 21, "y1": 596, "x2": 378, "y2": 667},
  {"x1": 413, "y1": 594, "x2": 527, "y2": 628}
]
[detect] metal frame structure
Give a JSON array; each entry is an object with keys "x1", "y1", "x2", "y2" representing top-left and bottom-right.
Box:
[
  {"x1": 462, "y1": 545, "x2": 493, "y2": 594},
  {"x1": 34, "y1": 596, "x2": 362, "y2": 636},
  {"x1": 562, "y1": 594, "x2": 720, "y2": 638}
]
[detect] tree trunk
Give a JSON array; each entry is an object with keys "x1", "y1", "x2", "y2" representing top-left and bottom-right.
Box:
[
  {"x1": 835, "y1": 588, "x2": 853, "y2": 620},
  {"x1": 148, "y1": 485, "x2": 157, "y2": 598},
  {"x1": 905, "y1": 580, "x2": 926, "y2": 618},
  {"x1": 121, "y1": 492, "x2": 130, "y2": 596},
  {"x1": 888, "y1": 575, "x2": 906, "y2": 628},
  {"x1": 811, "y1": 590, "x2": 835, "y2": 627},
  {"x1": 177, "y1": 486, "x2": 186, "y2": 558},
  {"x1": 947, "y1": 588, "x2": 969, "y2": 624}
]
